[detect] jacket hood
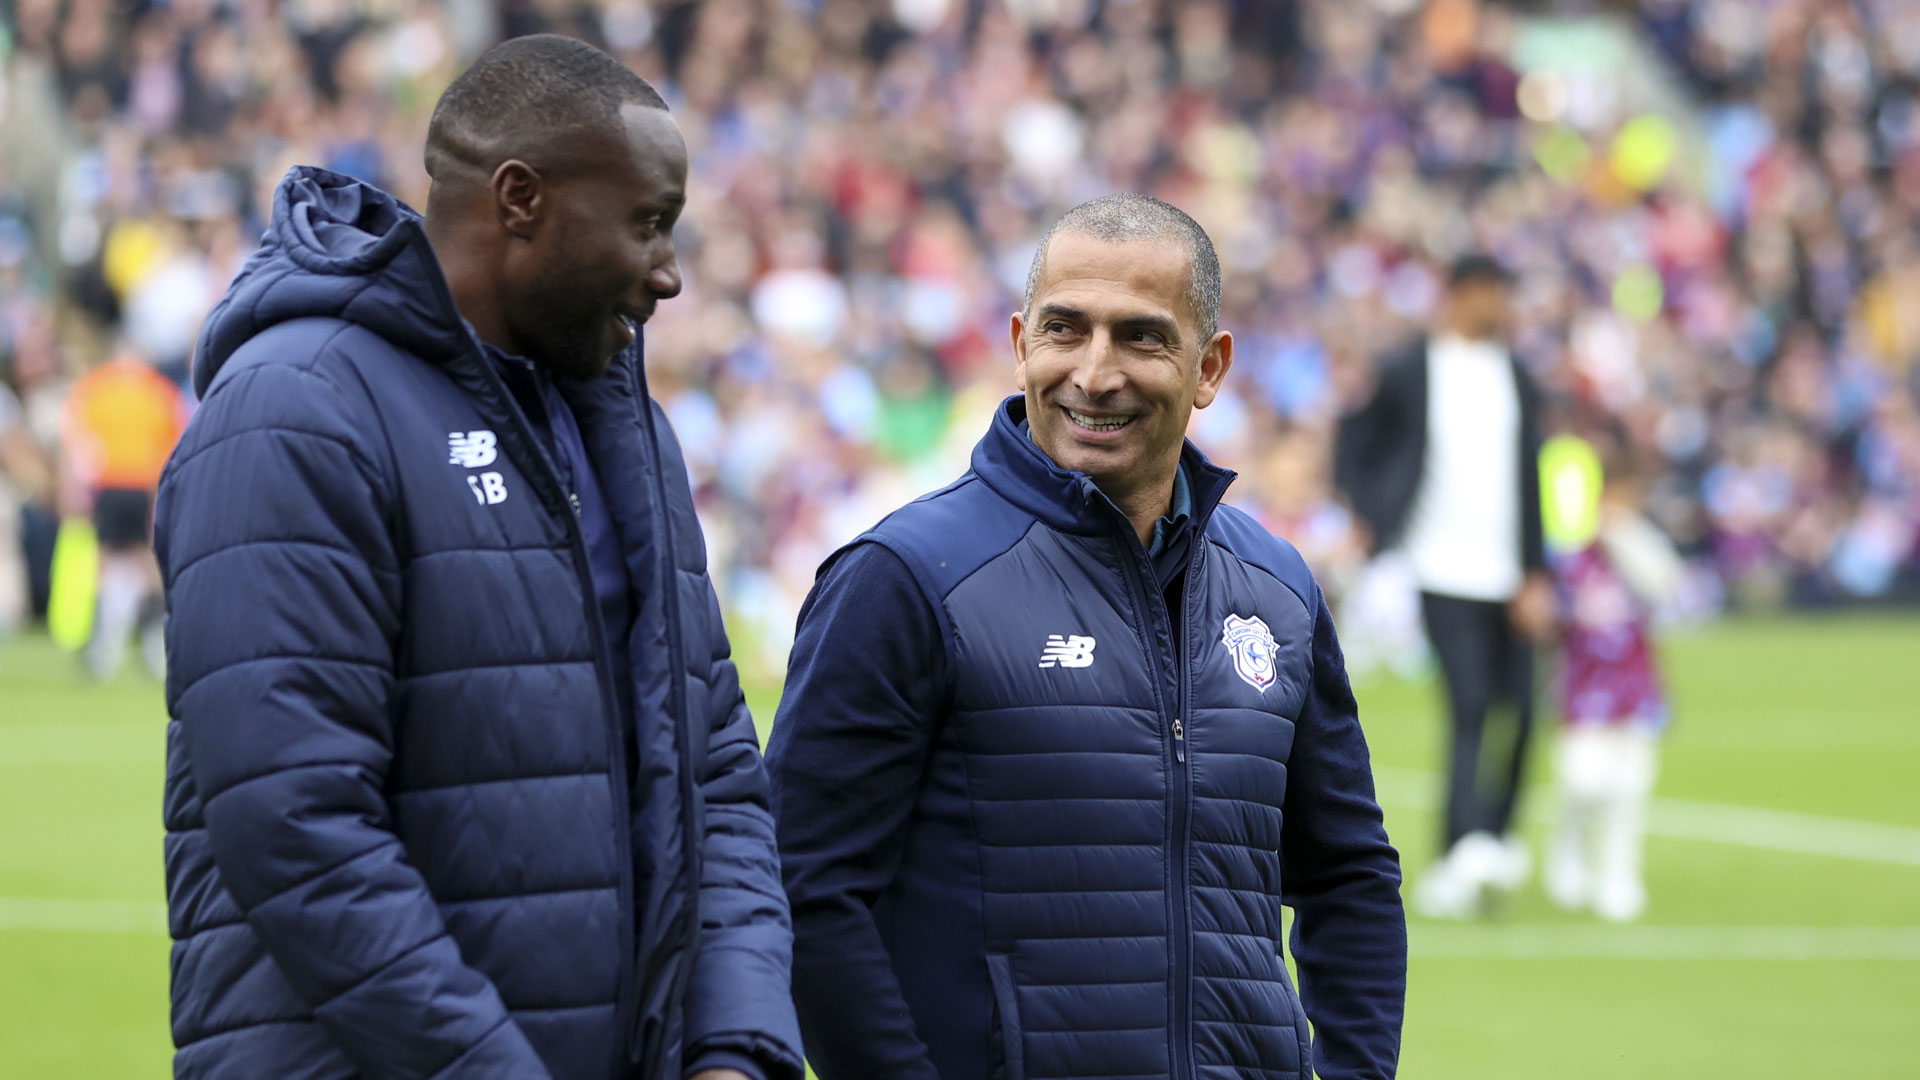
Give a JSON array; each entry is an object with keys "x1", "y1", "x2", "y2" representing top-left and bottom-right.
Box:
[
  {"x1": 972, "y1": 395, "x2": 1235, "y2": 539},
  {"x1": 193, "y1": 167, "x2": 473, "y2": 396}
]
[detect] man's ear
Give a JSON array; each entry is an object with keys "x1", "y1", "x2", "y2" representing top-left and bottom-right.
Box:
[
  {"x1": 1011, "y1": 311, "x2": 1029, "y2": 392},
  {"x1": 491, "y1": 160, "x2": 544, "y2": 239},
  {"x1": 1192, "y1": 330, "x2": 1234, "y2": 409}
]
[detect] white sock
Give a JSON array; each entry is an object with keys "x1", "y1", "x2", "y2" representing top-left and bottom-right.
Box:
[
  {"x1": 1594, "y1": 727, "x2": 1658, "y2": 921},
  {"x1": 89, "y1": 557, "x2": 147, "y2": 677},
  {"x1": 1549, "y1": 727, "x2": 1612, "y2": 909}
]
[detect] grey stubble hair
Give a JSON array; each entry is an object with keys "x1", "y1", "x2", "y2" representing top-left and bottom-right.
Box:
[{"x1": 1022, "y1": 193, "x2": 1224, "y2": 343}]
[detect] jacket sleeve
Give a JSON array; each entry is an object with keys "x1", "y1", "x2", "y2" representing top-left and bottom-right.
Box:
[
  {"x1": 763, "y1": 542, "x2": 947, "y2": 1080},
  {"x1": 1334, "y1": 344, "x2": 1422, "y2": 553},
  {"x1": 1330, "y1": 384, "x2": 1381, "y2": 538},
  {"x1": 1280, "y1": 582, "x2": 1407, "y2": 1080},
  {"x1": 681, "y1": 571, "x2": 806, "y2": 1080},
  {"x1": 160, "y1": 359, "x2": 550, "y2": 1079},
  {"x1": 1516, "y1": 365, "x2": 1548, "y2": 572}
]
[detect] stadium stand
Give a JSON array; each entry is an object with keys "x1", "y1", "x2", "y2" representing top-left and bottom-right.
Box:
[{"x1": 2, "y1": 0, "x2": 1918, "y2": 672}]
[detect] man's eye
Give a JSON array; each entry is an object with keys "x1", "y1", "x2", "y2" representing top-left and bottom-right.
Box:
[
  {"x1": 1130, "y1": 330, "x2": 1165, "y2": 345},
  {"x1": 1045, "y1": 321, "x2": 1072, "y2": 334}
]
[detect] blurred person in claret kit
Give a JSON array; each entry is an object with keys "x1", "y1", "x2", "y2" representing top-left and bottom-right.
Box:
[
  {"x1": 154, "y1": 35, "x2": 800, "y2": 1080},
  {"x1": 1539, "y1": 432, "x2": 1685, "y2": 924},
  {"x1": 1335, "y1": 254, "x2": 1554, "y2": 919},
  {"x1": 769, "y1": 195, "x2": 1405, "y2": 1080}
]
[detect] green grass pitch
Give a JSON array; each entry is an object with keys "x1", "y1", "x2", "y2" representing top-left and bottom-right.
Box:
[{"x1": 2, "y1": 615, "x2": 1915, "y2": 1076}]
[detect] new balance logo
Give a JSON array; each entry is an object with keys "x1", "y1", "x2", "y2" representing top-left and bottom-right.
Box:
[
  {"x1": 448, "y1": 430, "x2": 498, "y2": 468},
  {"x1": 1038, "y1": 634, "x2": 1097, "y2": 669}
]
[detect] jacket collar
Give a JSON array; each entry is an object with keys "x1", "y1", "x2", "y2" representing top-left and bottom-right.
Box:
[{"x1": 971, "y1": 395, "x2": 1236, "y2": 540}]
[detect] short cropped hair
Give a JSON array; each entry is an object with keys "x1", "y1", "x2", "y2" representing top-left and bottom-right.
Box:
[
  {"x1": 1447, "y1": 252, "x2": 1513, "y2": 288},
  {"x1": 425, "y1": 34, "x2": 666, "y2": 181},
  {"x1": 1024, "y1": 194, "x2": 1224, "y2": 341}
]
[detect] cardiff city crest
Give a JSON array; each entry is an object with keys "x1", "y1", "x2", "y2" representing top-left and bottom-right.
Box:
[{"x1": 1221, "y1": 614, "x2": 1279, "y2": 693}]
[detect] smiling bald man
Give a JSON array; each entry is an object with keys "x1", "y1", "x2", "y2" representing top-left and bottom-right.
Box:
[{"x1": 768, "y1": 194, "x2": 1407, "y2": 1080}]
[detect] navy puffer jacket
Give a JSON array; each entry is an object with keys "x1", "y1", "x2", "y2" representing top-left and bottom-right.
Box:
[
  {"x1": 769, "y1": 399, "x2": 1406, "y2": 1080},
  {"x1": 158, "y1": 167, "x2": 802, "y2": 1080}
]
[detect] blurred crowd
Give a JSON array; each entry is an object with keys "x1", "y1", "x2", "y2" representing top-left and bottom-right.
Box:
[{"x1": 3, "y1": 0, "x2": 1919, "y2": 672}]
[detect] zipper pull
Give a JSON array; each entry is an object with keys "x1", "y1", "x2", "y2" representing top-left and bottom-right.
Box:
[
  {"x1": 568, "y1": 491, "x2": 583, "y2": 517},
  {"x1": 1172, "y1": 717, "x2": 1186, "y2": 762}
]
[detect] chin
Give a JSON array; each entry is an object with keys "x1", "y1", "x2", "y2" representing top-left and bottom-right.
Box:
[
  {"x1": 544, "y1": 348, "x2": 611, "y2": 383},
  {"x1": 1039, "y1": 435, "x2": 1128, "y2": 478},
  {"x1": 588, "y1": 347, "x2": 625, "y2": 379}
]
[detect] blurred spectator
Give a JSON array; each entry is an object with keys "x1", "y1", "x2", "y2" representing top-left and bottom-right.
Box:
[
  {"x1": 3, "y1": 0, "x2": 1918, "y2": 679},
  {"x1": 61, "y1": 350, "x2": 184, "y2": 678},
  {"x1": 1539, "y1": 433, "x2": 1682, "y2": 924},
  {"x1": 1336, "y1": 254, "x2": 1551, "y2": 919},
  {"x1": 0, "y1": 379, "x2": 43, "y2": 636}
]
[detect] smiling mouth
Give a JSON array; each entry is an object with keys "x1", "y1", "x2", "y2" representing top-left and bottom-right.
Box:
[
  {"x1": 606, "y1": 314, "x2": 642, "y2": 355},
  {"x1": 1064, "y1": 408, "x2": 1135, "y2": 433}
]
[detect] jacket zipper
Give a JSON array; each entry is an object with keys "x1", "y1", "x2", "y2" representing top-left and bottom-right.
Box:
[
  {"x1": 569, "y1": 492, "x2": 644, "y2": 1080},
  {"x1": 1171, "y1": 475, "x2": 1230, "y2": 1080},
  {"x1": 409, "y1": 227, "x2": 641, "y2": 1075},
  {"x1": 628, "y1": 362, "x2": 704, "y2": 1078},
  {"x1": 466, "y1": 346, "x2": 640, "y2": 1079},
  {"x1": 1168, "y1": 539, "x2": 1206, "y2": 1080},
  {"x1": 1117, "y1": 483, "x2": 1222, "y2": 1080},
  {"x1": 1105, "y1": 495, "x2": 1194, "y2": 1080},
  {"x1": 1168, "y1": 595, "x2": 1193, "y2": 1080}
]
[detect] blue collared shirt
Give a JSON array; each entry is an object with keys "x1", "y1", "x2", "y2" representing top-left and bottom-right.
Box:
[{"x1": 1148, "y1": 459, "x2": 1192, "y2": 559}]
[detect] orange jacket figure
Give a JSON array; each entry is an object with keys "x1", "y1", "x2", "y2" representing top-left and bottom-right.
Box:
[{"x1": 65, "y1": 356, "x2": 187, "y2": 494}]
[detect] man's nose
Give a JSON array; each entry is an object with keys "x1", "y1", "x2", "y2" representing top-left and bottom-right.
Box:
[
  {"x1": 1073, "y1": 330, "x2": 1127, "y2": 397},
  {"x1": 649, "y1": 250, "x2": 683, "y2": 300}
]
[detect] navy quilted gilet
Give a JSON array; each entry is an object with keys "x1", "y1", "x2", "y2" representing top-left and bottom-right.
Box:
[{"x1": 771, "y1": 398, "x2": 1406, "y2": 1080}]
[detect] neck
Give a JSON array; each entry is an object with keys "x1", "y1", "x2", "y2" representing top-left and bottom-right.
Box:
[
  {"x1": 1439, "y1": 317, "x2": 1496, "y2": 344},
  {"x1": 1100, "y1": 459, "x2": 1180, "y2": 547},
  {"x1": 425, "y1": 215, "x2": 517, "y2": 356}
]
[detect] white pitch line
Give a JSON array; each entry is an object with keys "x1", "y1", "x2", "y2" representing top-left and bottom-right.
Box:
[
  {"x1": 1370, "y1": 766, "x2": 1920, "y2": 868},
  {"x1": 1645, "y1": 799, "x2": 1920, "y2": 866},
  {"x1": 0, "y1": 897, "x2": 168, "y2": 935},
  {"x1": 1410, "y1": 924, "x2": 1920, "y2": 960}
]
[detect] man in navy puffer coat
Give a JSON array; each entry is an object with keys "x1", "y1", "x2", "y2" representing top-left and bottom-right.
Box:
[
  {"x1": 158, "y1": 37, "x2": 800, "y2": 1080},
  {"x1": 768, "y1": 195, "x2": 1406, "y2": 1080}
]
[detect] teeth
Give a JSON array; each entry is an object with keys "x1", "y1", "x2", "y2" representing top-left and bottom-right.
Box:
[{"x1": 1068, "y1": 409, "x2": 1131, "y2": 431}]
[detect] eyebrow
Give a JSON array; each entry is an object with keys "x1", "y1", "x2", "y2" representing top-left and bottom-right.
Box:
[
  {"x1": 1114, "y1": 314, "x2": 1182, "y2": 343},
  {"x1": 633, "y1": 193, "x2": 685, "y2": 216}
]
